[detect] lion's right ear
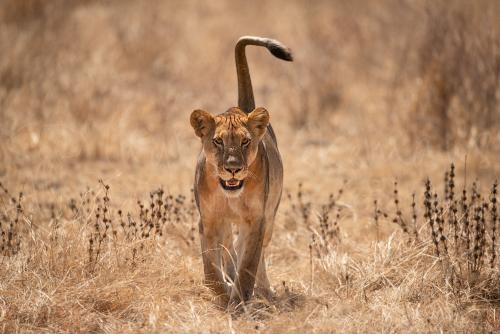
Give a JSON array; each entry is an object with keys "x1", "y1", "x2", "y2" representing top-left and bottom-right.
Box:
[{"x1": 190, "y1": 109, "x2": 215, "y2": 138}]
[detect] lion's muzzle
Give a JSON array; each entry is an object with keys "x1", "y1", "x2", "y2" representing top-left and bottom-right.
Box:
[{"x1": 219, "y1": 178, "x2": 244, "y2": 191}]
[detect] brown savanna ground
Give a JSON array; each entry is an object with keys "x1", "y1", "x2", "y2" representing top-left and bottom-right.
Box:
[{"x1": 1, "y1": 0, "x2": 499, "y2": 332}]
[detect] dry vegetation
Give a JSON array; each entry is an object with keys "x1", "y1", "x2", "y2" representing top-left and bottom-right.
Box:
[{"x1": 1, "y1": 0, "x2": 499, "y2": 332}]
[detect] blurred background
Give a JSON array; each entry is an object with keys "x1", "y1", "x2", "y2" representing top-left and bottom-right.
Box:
[{"x1": 0, "y1": 0, "x2": 499, "y2": 225}]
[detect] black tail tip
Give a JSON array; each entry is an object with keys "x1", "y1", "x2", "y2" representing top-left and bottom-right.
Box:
[{"x1": 268, "y1": 43, "x2": 293, "y2": 62}]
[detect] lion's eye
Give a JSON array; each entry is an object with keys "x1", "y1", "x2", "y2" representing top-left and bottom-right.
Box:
[
  {"x1": 242, "y1": 138, "x2": 251, "y2": 147},
  {"x1": 212, "y1": 138, "x2": 223, "y2": 146}
]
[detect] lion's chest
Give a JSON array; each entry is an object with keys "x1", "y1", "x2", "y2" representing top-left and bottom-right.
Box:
[{"x1": 207, "y1": 192, "x2": 263, "y2": 224}]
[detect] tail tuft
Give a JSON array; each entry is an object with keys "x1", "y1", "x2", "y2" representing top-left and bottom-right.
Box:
[{"x1": 267, "y1": 41, "x2": 293, "y2": 61}]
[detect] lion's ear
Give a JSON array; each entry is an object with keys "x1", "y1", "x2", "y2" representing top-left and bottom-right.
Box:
[
  {"x1": 190, "y1": 109, "x2": 215, "y2": 138},
  {"x1": 247, "y1": 107, "x2": 269, "y2": 138}
]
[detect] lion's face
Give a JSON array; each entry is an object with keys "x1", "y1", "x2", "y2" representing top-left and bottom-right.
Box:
[{"x1": 190, "y1": 107, "x2": 269, "y2": 195}]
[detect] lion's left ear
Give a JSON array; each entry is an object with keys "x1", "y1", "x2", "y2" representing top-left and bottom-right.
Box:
[{"x1": 247, "y1": 107, "x2": 269, "y2": 138}]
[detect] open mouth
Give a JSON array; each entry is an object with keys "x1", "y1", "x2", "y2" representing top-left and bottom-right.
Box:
[{"x1": 219, "y1": 178, "x2": 244, "y2": 191}]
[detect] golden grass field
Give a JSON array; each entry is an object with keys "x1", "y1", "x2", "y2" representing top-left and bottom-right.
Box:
[{"x1": 1, "y1": 0, "x2": 499, "y2": 332}]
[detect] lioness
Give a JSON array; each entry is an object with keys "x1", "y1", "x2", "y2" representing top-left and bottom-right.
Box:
[{"x1": 190, "y1": 36, "x2": 293, "y2": 308}]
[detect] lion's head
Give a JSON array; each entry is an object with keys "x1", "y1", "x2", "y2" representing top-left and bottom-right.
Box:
[{"x1": 190, "y1": 107, "x2": 269, "y2": 195}]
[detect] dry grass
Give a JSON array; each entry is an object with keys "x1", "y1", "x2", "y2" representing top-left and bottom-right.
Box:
[{"x1": 1, "y1": 0, "x2": 499, "y2": 332}]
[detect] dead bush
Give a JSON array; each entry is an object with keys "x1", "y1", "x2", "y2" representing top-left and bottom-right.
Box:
[
  {"x1": 405, "y1": 1, "x2": 500, "y2": 149},
  {"x1": 376, "y1": 164, "x2": 499, "y2": 300}
]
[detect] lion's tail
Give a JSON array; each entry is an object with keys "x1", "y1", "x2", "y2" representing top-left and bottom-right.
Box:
[{"x1": 235, "y1": 36, "x2": 293, "y2": 113}]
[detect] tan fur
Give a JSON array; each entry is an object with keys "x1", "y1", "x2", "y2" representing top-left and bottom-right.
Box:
[{"x1": 190, "y1": 36, "x2": 291, "y2": 310}]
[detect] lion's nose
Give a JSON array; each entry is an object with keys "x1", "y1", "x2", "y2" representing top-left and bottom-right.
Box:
[
  {"x1": 224, "y1": 156, "x2": 242, "y2": 174},
  {"x1": 224, "y1": 166, "x2": 242, "y2": 174}
]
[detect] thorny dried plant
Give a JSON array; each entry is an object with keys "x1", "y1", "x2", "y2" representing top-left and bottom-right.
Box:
[
  {"x1": 76, "y1": 180, "x2": 197, "y2": 271},
  {"x1": 376, "y1": 164, "x2": 499, "y2": 292},
  {"x1": 284, "y1": 180, "x2": 348, "y2": 264},
  {"x1": 0, "y1": 182, "x2": 23, "y2": 256},
  {"x1": 286, "y1": 183, "x2": 312, "y2": 227},
  {"x1": 0, "y1": 178, "x2": 198, "y2": 272},
  {"x1": 311, "y1": 185, "x2": 346, "y2": 257}
]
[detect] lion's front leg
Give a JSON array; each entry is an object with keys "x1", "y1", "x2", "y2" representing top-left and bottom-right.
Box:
[
  {"x1": 199, "y1": 218, "x2": 230, "y2": 306},
  {"x1": 221, "y1": 225, "x2": 237, "y2": 284},
  {"x1": 254, "y1": 249, "x2": 273, "y2": 300},
  {"x1": 229, "y1": 218, "x2": 265, "y2": 308}
]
